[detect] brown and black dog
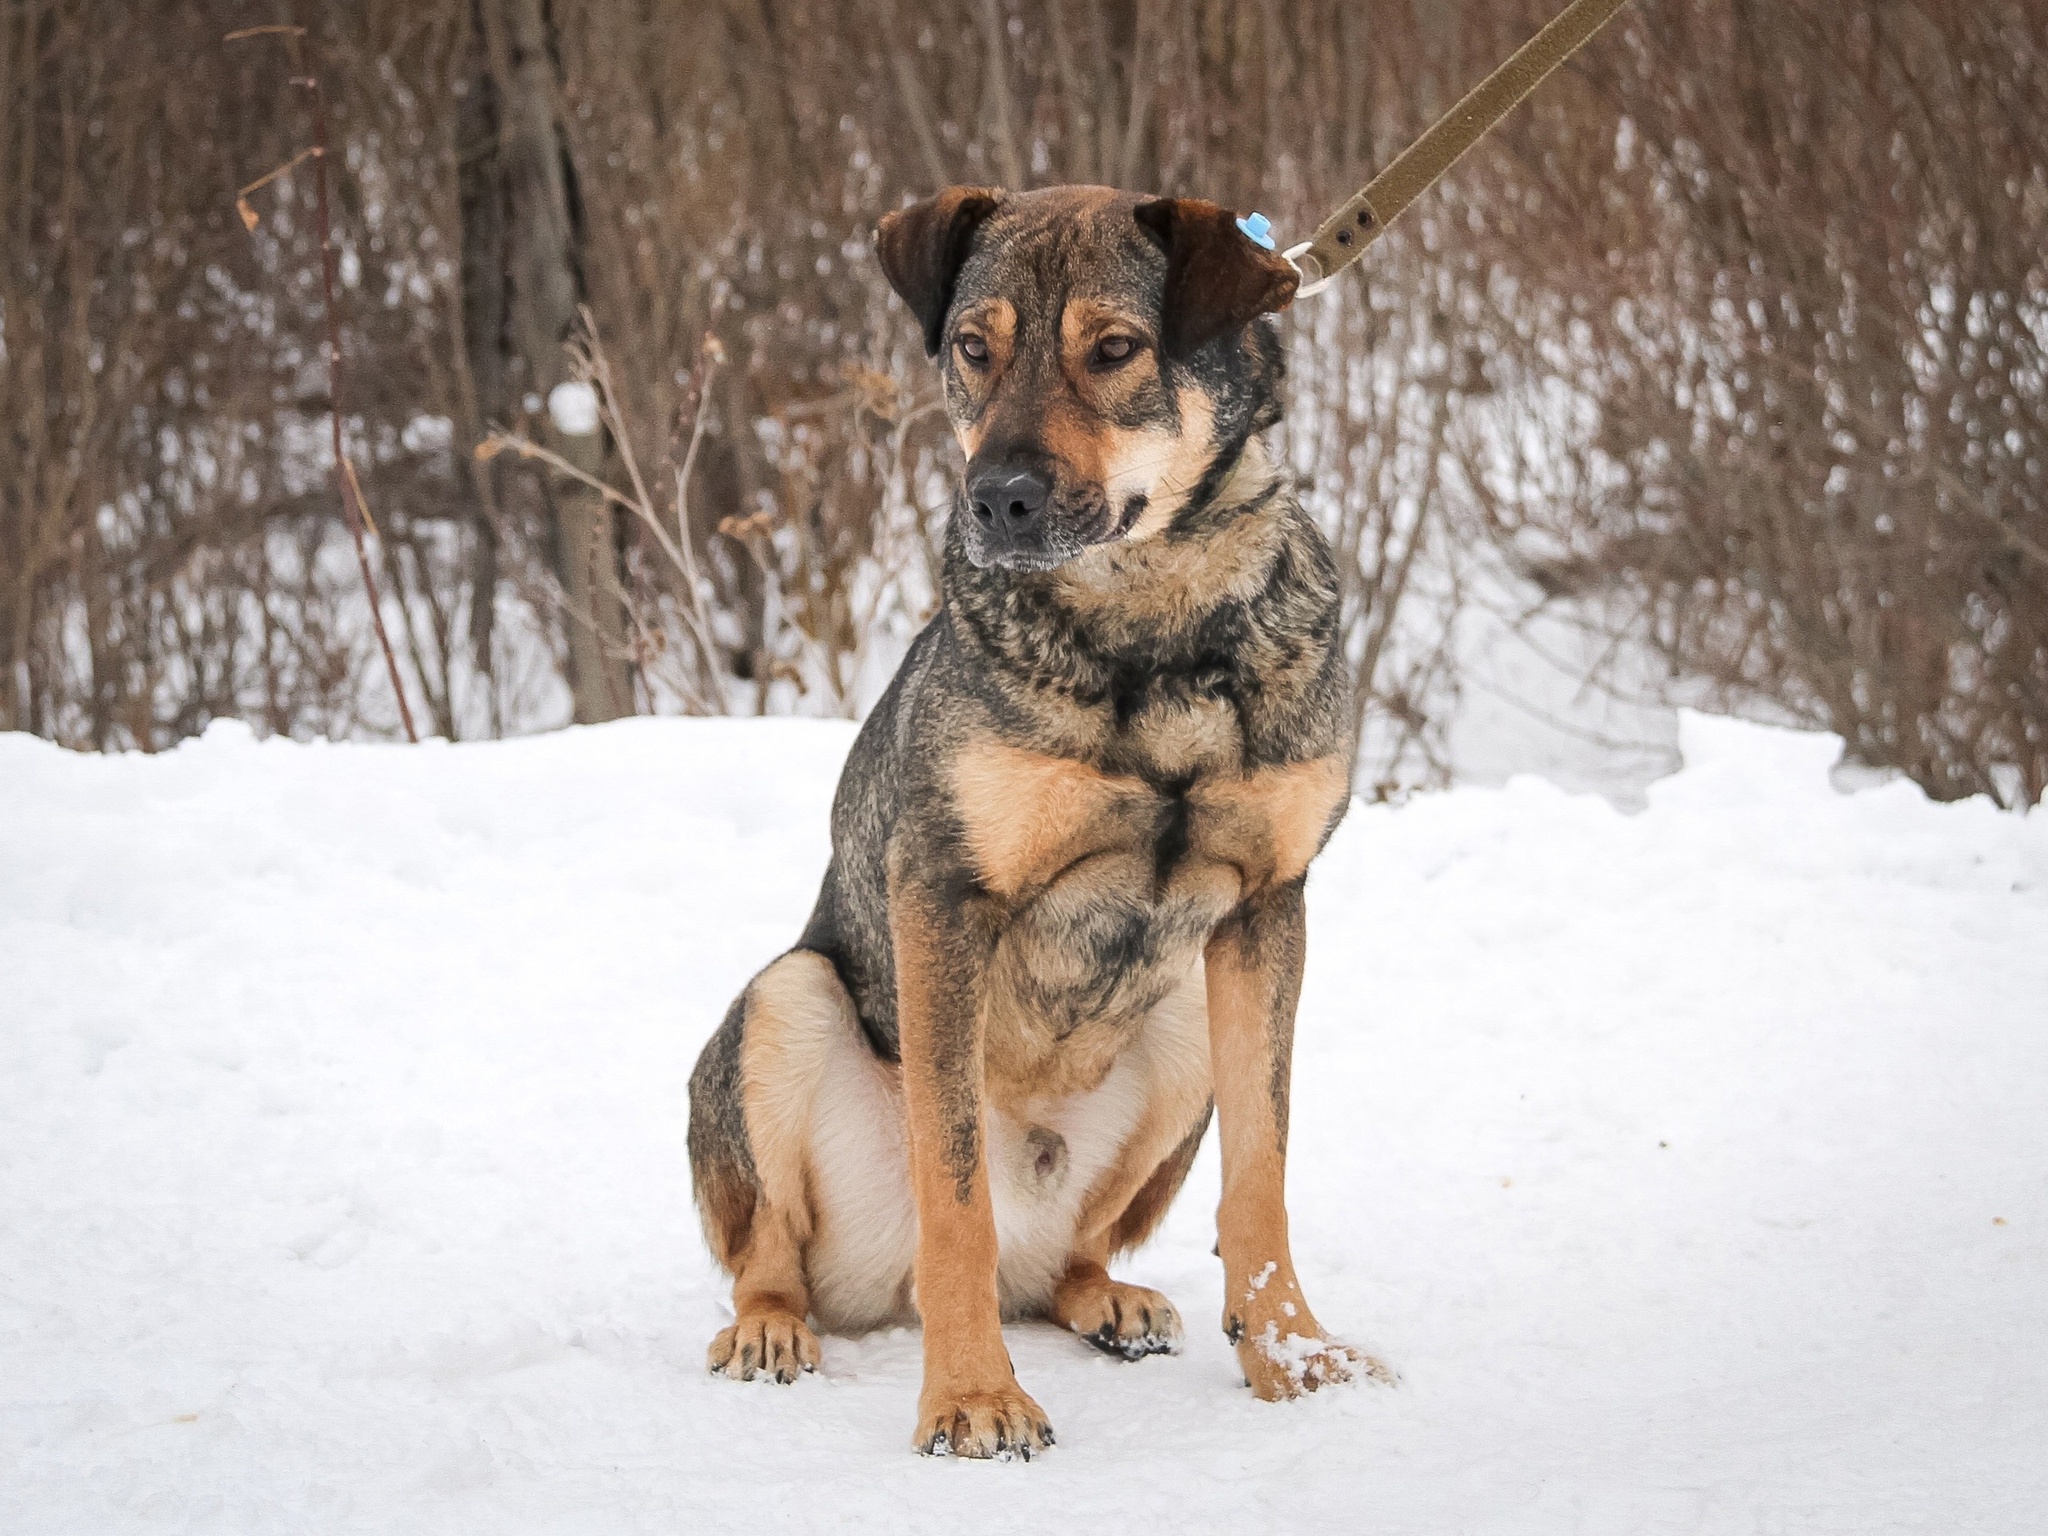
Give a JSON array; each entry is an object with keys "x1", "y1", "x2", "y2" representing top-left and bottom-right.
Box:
[{"x1": 687, "y1": 184, "x2": 1388, "y2": 1459}]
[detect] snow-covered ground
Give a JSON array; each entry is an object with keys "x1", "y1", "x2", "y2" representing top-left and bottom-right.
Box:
[{"x1": 3, "y1": 714, "x2": 2043, "y2": 1534}]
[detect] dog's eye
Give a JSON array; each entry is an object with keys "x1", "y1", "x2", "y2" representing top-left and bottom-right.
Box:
[
  {"x1": 1092, "y1": 335, "x2": 1138, "y2": 368},
  {"x1": 956, "y1": 334, "x2": 990, "y2": 366}
]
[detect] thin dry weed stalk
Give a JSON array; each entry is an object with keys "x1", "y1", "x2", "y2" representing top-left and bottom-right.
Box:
[
  {"x1": 228, "y1": 20, "x2": 419, "y2": 744},
  {"x1": 480, "y1": 319, "x2": 731, "y2": 714}
]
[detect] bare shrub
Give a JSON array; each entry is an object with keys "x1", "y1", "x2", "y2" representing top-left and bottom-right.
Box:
[
  {"x1": 1464, "y1": 1, "x2": 2048, "y2": 805},
  {"x1": 8, "y1": 2, "x2": 2042, "y2": 806}
]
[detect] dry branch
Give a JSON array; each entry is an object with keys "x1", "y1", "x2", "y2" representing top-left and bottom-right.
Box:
[{"x1": 230, "y1": 21, "x2": 419, "y2": 743}]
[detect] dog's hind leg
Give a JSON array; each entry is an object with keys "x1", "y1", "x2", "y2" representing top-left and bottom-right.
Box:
[
  {"x1": 687, "y1": 949, "x2": 853, "y2": 1383},
  {"x1": 1051, "y1": 1104, "x2": 1211, "y2": 1358},
  {"x1": 1050, "y1": 968, "x2": 1214, "y2": 1360}
]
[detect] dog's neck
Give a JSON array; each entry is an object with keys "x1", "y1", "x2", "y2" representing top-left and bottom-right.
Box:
[{"x1": 1055, "y1": 445, "x2": 1288, "y2": 634}]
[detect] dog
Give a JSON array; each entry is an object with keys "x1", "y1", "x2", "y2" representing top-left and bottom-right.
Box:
[{"x1": 687, "y1": 183, "x2": 1386, "y2": 1459}]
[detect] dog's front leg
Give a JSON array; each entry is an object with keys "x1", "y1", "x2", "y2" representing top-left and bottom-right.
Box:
[
  {"x1": 1206, "y1": 878, "x2": 1378, "y2": 1398},
  {"x1": 889, "y1": 871, "x2": 1054, "y2": 1460}
]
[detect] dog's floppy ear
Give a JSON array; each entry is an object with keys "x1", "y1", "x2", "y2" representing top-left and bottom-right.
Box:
[
  {"x1": 875, "y1": 187, "x2": 1005, "y2": 356},
  {"x1": 1133, "y1": 198, "x2": 1300, "y2": 361}
]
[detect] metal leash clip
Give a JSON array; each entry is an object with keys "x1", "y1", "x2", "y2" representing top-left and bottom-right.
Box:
[{"x1": 1281, "y1": 241, "x2": 1336, "y2": 300}]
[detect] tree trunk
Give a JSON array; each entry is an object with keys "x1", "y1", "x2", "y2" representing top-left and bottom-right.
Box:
[
  {"x1": 474, "y1": 0, "x2": 630, "y2": 724},
  {"x1": 457, "y1": 1, "x2": 507, "y2": 730}
]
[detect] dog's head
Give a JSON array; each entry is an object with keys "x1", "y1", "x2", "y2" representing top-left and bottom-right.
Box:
[{"x1": 876, "y1": 185, "x2": 1298, "y2": 572}]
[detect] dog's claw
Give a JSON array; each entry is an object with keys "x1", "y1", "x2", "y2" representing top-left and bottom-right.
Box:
[{"x1": 1087, "y1": 1317, "x2": 1175, "y2": 1360}]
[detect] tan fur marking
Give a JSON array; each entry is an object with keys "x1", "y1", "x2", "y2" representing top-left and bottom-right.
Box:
[
  {"x1": 1064, "y1": 1098, "x2": 1203, "y2": 1262},
  {"x1": 1059, "y1": 299, "x2": 1160, "y2": 397},
  {"x1": 1039, "y1": 401, "x2": 1108, "y2": 489},
  {"x1": 951, "y1": 299, "x2": 1016, "y2": 460},
  {"x1": 1106, "y1": 1124, "x2": 1204, "y2": 1255},
  {"x1": 890, "y1": 890, "x2": 1002, "y2": 1336},
  {"x1": 1190, "y1": 755, "x2": 1349, "y2": 893},
  {"x1": 950, "y1": 740, "x2": 1151, "y2": 899},
  {"x1": 694, "y1": 1164, "x2": 755, "y2": 1272},
  {"x1": 738, "y1": 951, "x2": 855, "y2": 1250},
  {"x1": 1115, "y1": 386, "x2": 1217, "y2": 543},
  {"x1": 955, "y1": 298, "x2": 1016, "y2": 360},
  {"x1": 1130, "y1": 696, "x2": 1242, "y2": 781},
  {"x1": 1059, "y1": 296, "x2": 1148, "y2": 355}
]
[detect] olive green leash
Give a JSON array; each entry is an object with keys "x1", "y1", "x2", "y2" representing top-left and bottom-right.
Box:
[{"x1": 1254, "y1": 0, "x2": 1634, "y2": 297}]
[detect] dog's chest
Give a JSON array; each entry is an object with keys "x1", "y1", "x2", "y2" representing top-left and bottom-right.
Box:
[
  {"x1": 949, "y1": 733, "x2": 1346, "y2": 1091},
  {"x1": 951, "y1": 733, "x2": 1345, "y2": 899}
]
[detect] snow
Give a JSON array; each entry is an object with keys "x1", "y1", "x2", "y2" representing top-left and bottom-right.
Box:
[
  {"x1": 546, "y1": 381, "x2": 600, "y2": 438},
  {"x1": 3, "y1": 712, "x2": 2044, "y2": 1534}
]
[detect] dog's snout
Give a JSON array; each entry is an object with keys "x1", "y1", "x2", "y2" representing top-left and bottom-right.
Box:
[{"x1": 969, "y1": 464, "x2": 1052, "y2": 531}]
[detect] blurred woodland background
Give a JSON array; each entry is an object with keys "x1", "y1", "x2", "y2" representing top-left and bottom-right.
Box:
[{"x1": 2, "y1": 1, "x2": 2043, "y2": 804}]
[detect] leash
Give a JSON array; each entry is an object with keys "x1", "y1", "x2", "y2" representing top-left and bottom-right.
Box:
[{"x1": 1239, "y1": 0, "x2": 1634, "y2": 297}]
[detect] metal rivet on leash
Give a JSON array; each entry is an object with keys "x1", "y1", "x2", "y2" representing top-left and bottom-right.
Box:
[{"x1": 1266, "y1": 0, "x2": 1633, "y2": 299}]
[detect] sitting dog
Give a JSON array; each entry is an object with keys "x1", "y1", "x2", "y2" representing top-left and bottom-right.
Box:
[{"x1": 688, "y1": 184, "x2": 1384, "y2": 1459}]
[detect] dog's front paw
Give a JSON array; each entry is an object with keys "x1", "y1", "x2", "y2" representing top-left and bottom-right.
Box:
[
  {"x1": 915, "y1": 1381, "x2": 1055, "y2": 1460},
  {"x1": 708, "y1": 1307, "x2": 820, "y2": 1383},
  {"x1": 1230, "y1": 1323, "x2": 1395, "y2": 1401},
  {"x1": 1222, "y1": 1267, "x2": 1395, "y2": 1400},
  {"x1": 1053, "y1": 1272, "x2": 1183, "y2": 1360}
]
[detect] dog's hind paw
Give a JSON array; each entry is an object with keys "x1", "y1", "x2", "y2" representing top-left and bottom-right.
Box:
[
  {"x1": 1052, "y1": 1273, "x2": 1183, "y2": 1361},
  {"x1": 708, "y1": 1307, "x2": 820, "y2": 1384}
]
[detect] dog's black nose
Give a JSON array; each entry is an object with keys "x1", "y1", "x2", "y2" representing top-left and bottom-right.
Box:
[{"x1": 968, "y1": 464, "x2": 1053, "y2": 539}]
